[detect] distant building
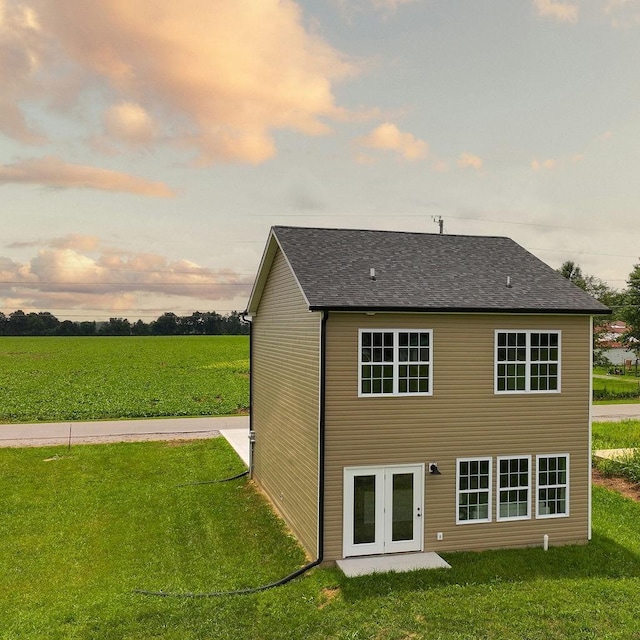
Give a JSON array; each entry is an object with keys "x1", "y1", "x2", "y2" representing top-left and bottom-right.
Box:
[{"x1": 598, "y1": 321, "x2": 638, "y2": 367}]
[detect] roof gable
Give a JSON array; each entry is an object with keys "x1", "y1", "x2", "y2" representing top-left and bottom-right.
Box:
[{"x1": 248, "y1": 226, "x2": 610, "y2": 315}]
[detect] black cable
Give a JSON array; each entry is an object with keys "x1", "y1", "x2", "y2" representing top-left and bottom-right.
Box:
[
  {"x1": 133, "y1": 558, "x2": 321, "y2": 598},
  {"x1": 174, "y1": 470, "x2": 248, "y2": 487}
]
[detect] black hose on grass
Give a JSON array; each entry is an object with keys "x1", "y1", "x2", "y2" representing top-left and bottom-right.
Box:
[
  {"x1": 174, "y1": 470, "x2": 248, "y2": 488},
  {"x1": 133, "y1": 558, "x2": 321, "y2": 598},
  {"x1": 136, "y1": 468, "x2": 323, "y2": 598},
  {"x1": 136, "y1": 469, "x2": 322, "y2": 597}
]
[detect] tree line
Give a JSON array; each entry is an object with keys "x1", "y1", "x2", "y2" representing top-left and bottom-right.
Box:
[
  {"x1": 557, "y1": 260, "x2": 640, "y2": 361},
  {"x1": 0, "y1": 310, "x2": 249, "y2": 336}
]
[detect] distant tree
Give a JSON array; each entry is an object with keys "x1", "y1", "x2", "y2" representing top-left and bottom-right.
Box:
[
  {"x1": 557, "y1": 260, "x2": 620, "y2": 360},
  {"x1": 557, "y1": 261, "x2": 587, "y2": 290},
  {"x1": 620, "y1": 262, "x2": 640, "y2": 358},
  {"x1": 8, "y1": 310, "x2": 28, "y2": 335},
  {"x1": 100, "y1": 318, "x2": 131, "y2": 336},
  {"x1": 57, "y1": 320, "x2": 79, "y2": 336},
  {"x1": 25, "y1": 313, "x2": 46, "y2": 335},
  {"x1": 225, "y1": 310, "x2": 249, "y2": 335},
  {"x1": 131, "y1": 319, "x2": 151, "y2": 336},
  {"x1": 202, "y1": 311, "x2": 224, "y2": 334},
  {"x1": 34, "y1": 312, "x2": 60, "y2": 335},
  {"x1": 78, "y1": 321, "x2": 97, "y2": 336},
  {"x1": 0, "y1": 311, "x2": 6, "y2": 335},
  {"x1": 179, "y1": 311, "x2": 205, "y2": 335},
  {"x1": 152, "y1": 312, "x2": 179, "y2": 335}
]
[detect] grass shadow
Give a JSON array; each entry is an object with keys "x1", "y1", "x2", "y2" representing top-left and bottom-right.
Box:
[{"x1": 337, "y1": 533, "x2": 640, "y2": 601}]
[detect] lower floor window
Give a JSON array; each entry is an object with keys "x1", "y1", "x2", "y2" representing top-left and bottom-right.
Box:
[
  {"x1": 537, "y1": 454, "x2": 569, "y2": 517},
  {"x1": 457, "y1": 458, "x2": 491, "y2": 524},
  {"x1": 497, "y1": 456, "x2": 531, "y2": 520},
  {"x1": 456, "y1": 453, "x2": 570, "y2": 524}
]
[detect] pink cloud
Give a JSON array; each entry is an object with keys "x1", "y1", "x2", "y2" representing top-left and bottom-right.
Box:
[
  {"x1": 6, "y1": 0, "x2": 357, "y2": 164},
  {"x1": 0, "y1": 156, "x2": 175, "y2": 197},
  {"x1": 0, "y1": 241, "x2": 253, "y2": 314},
  {"x1": 0, "y1": 1, "x2": 47, "y2": 143},
  {"x1": 104, "y1": 102, "x2": 156, "y2": 146},
  {"x1": 357, "y1": 122, "x2": 427, "y2": 161},
  {"x1": 457, "y1": 152, "x2": 483, "y2": 171},
  {"x1": 533, "y1": 0, "x2": 579, "y2": 23}
]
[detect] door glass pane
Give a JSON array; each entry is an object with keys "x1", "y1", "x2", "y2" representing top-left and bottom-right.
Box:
[
  {"x1": 353, "y1": 475, "x2": 376, "y2": 544},
  {"x1": 391, "y1": 473, "x2": 414, "y2": 542}
]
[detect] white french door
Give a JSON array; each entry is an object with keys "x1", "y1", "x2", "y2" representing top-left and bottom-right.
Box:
[{"x1": 343, "y1": 464, "x2": 424, "y2": 558}]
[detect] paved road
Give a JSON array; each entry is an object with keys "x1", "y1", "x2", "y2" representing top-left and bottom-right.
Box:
[
  {"x1": 592, "y1": 404, "x2": 640, "y2": 421},
  {"x1": 0, "y1": 416, "x2": 250, "y2": 463}
]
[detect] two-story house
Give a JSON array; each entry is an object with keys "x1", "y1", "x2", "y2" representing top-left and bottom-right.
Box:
[{"x1": 245, "y1": 226, "x2": 609, "y2": 568}]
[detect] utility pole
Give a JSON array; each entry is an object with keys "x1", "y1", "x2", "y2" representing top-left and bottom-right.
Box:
[{"x1": 432, "y1": 216, "x2": 444, "y2": 234}]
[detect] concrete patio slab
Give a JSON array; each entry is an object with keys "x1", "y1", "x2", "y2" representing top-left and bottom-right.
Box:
[{"x1": 337, "y1": 552, "x2": 451, "y2": 577}]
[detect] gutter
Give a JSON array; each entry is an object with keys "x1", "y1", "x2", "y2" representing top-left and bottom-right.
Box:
[
  {"x1": 317, "y1": 310, "x2": 328, "y2": 564},
  {"x1": 240, "y1": 312, "x2": 254, "y2": 476},
  {"x1": 307, "y1": 305, "x2": 611, "y2": 315}
]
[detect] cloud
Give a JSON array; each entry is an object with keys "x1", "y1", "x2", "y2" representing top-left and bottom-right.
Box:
[
  {"x1": 0, "y1": 0, "x2": 47, "y2": 143},
  {"x1": 604, "y1": 0, "x2": 640, "y2": 27},
  {"x1": 531, "y1": 153, "x2": 583, "y2": 171},
  {"x1": 457, "y1": 152, "x2": 483, "y2": 171},
  {"x1": 533, "y1": 0, "x2": 579, "y2": 23},
  {"x1": 356, "y1": 123, "x2": 427, "y2": 161},
  {"x1": 371, "y1": 0, "x2": 418, "y2": 12},
  {"x1": 104, "y1": 102, "x2": 156, "y2": 146},
  {"x1": 7, "y1": 234, "x2": 100, "y2": 251},
  {"x1": 0, "y1": 240, "x2": 253, "y2": 314},
  {"x1": 0, "y1": 156, "x2": 175, "y2": 197},
  {"x1": 532, "y1": 158, "x2": 558, "y2": 171},
  {"x1": 3, "y1": 0, "x2": 356, "y2": 165},
  {"x1": 331, "y1": 0, "x2": 418, "y2": 21}
]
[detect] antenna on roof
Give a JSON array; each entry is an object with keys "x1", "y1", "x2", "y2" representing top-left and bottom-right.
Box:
[{"x1": 432, "y1": 216, "x2": 444, "y2": 234}]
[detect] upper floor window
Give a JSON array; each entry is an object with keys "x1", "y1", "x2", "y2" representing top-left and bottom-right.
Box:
[
  {"x1": 359, "y1": 329, "x2": 432, "y2": 396},
  {"x1": 495, "y1": 330, "x2": 561, "y2": 394}
]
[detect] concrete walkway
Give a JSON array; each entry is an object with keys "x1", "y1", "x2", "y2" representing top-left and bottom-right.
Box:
[{"x1": 0, "y1": 416, "x2": 250, "y2": 464}]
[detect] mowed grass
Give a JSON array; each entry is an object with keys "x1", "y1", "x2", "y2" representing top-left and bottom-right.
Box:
[
  {"x1": 593, "y1": 418, "x2": 640, "y2": 485},
  {"x1": 593, "y1": 419, "x2": 640, "y2": 450},
  {"x1": 3, "y1": 349, "x2": 640, "y2": 638},
  {"x1": 0, "y1": 336, "x2": 249, "y2": 422},
  {"x1": 2, "y1": 439, "x2": 640, "y2": 640},
  {"x1": 593, "y1": 375, "x2": 640, "y2": 400}
]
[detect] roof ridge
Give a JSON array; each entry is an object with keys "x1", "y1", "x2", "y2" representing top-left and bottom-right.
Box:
[{"x1": 272, "y1": 225, "x2": 510, "y2": 241}]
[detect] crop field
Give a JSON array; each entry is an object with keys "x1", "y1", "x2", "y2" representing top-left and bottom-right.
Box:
[{"x1": 0, "y1": 336, "x2": 249, "y2": 423}]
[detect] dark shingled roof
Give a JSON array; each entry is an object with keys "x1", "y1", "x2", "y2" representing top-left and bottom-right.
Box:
[{"x1": 267, "y1": 226, "x2": 610, "y2": 314}]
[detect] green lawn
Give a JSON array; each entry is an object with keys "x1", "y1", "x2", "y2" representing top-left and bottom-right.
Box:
[
  {"x1": 0, "y1": 336, "x2": 249, "y2": 422},
  {"x1": 3, "y1": 438, "x2": 640, "y2": 639},
  {"x1": 593, "y1": 419, "x2": 640, "y2": 485}
]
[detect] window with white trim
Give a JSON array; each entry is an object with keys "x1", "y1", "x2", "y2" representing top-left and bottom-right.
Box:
[
  {"x1": 497, "y1": 456, "x2": 531, "y2": 521},
  {"x1": 495, "y1": 330, "x2": 560, "y2": 393},
  {"x1": 456, "y1": 458, "x2": 492, "y2": 524},
  {"x1": 359, "y1": 330, "x2": 432, "y2": 396},
  {"x1": 536, "y1": 454, "x2": 569, "y2": 518}
]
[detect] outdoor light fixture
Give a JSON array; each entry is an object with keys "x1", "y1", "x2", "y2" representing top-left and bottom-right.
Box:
[{"x1": 429, "y1": 462, "x2": 441, "y2": 475}]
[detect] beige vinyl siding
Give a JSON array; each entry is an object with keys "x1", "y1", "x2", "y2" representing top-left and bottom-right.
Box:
[
  {"x1": 324, "y1": 312, "x2": 591, "y2": 561},
  {"x1": 252, "y1": 248, "x2": 320, "y2": 558}
]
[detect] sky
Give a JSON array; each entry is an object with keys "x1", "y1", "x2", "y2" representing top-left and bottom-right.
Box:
[{"x1": 1, "y1": 0, "x2": 640, "y2": 321}]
